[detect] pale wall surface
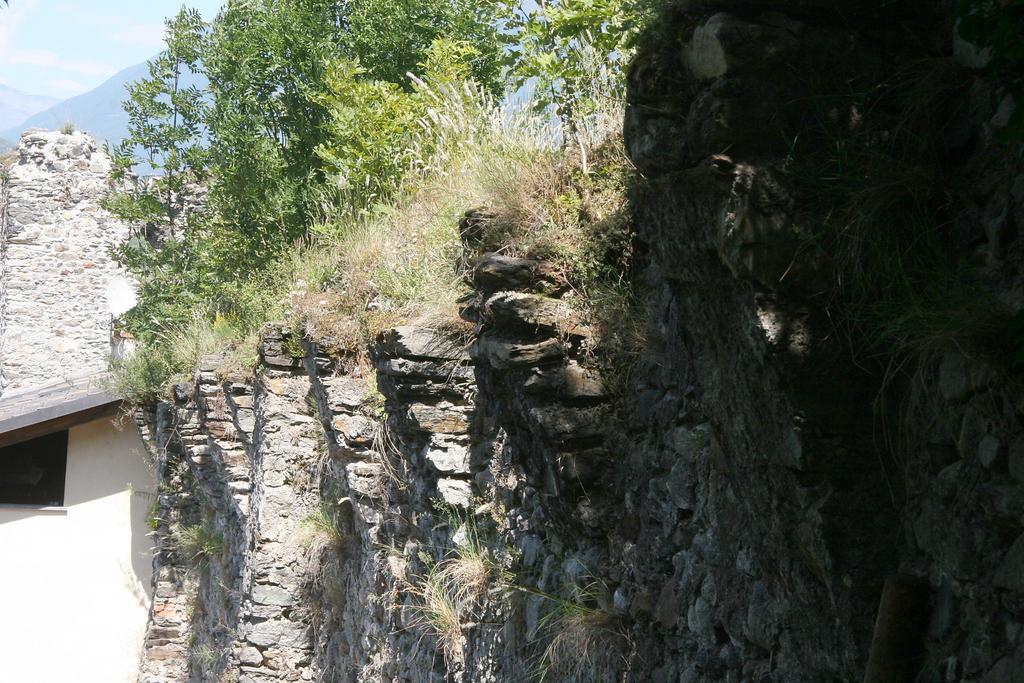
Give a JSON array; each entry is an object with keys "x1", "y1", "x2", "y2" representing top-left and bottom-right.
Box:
[
  {"x1": 0, "y1": 130, "x2": 133, "y2": 395},
  {"x1": 0, "y1": 417, "x2": 154, "y2": 683}
]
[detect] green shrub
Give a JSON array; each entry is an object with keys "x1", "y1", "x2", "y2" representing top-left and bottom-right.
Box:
[
  {"x1": 107, "y1": 0, "x2": 644, "y2": 406},
  {"x1": 494, "y1": 0, "x2": 659, "y2": 119}
]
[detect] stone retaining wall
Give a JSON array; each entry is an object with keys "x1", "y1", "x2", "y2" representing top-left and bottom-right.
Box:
[{"x1": 133, "y1": 3, "x2": 1024, "y2": 680}]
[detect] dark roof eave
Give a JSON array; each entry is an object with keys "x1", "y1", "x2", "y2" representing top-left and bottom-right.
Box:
[{"x1": 0, "y1": 392, "x2": 123, "y2": 449}]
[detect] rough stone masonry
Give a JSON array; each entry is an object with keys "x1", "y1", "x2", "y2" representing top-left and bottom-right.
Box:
[{"x1": 0, "y1": 130, "x2": 134, "y2": 395}]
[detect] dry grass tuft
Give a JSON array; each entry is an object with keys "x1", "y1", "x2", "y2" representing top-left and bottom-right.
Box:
[
  {"x1": 174, "y1": 522, "x2": 225, "y2": 565},
  {"x1": 434, "y1": 551, "x2": 493, "y2": 606},
  {"x1": 407, "y1": 563, "x2": 466, "y2": 665},
  {"x1": 435, "y1": 530, "x2": 505, "y2": 607},
  {"x1": 298, "y1": 502, "x2": 347, "y2": 585},
  {"x1": 407, "y1": 512, "x2": 510, "y2": 665},
  {"x1": 534, "y1": 582, "x2": 629, "y2": 681}
]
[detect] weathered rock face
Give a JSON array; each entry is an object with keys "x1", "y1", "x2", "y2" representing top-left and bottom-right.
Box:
[
  {"x1": 623, "y1": 2, "x2": 1024, "y2": 681},
  {"x1": 137, "y1": 339, "x2": 322, "y2": 683},
  {"x1": 0, "y1": 130, "x2": 134, "y2": 394}
]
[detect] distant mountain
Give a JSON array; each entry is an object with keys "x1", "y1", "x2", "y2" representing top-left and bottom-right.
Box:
[
  {"x1": 0, "y1": 61, "x2": 206, "y2": 166},
  {"x1": 0, "y1": 62, "x2": 149, "y2": 151},
  {"x1": 0, "y1": 84, "x2": 58, "y2": 133}
]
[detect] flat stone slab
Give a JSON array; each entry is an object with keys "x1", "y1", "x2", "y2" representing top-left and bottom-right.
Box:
[
  {"x1": 472, "y1": 335, "x2": 564, "y2": 369},
  {"x1": 424, "y1": 437, "x2": 472, "y2": 475},
  {"x1": 437, "y1": 478, "x2": 474, "y2": 507},
  {"x1": 408, "y1": 403, "x2": 471, "y2": 434},
  {"x1": 377, "y1": 326, "x2": 470, "y2": 361}
]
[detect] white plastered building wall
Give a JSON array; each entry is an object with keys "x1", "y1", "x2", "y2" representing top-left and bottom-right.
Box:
[{"x1": 0, "y1": 418, "x2": 155, "y2": 683}]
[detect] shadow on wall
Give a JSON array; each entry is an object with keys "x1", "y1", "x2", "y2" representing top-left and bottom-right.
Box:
[
  {"x1": 127, "y1": 484, "x2": 157, "y2": 610},
  {"x1": 63, "y1": 414, "x2": 156, "y2": 610}
]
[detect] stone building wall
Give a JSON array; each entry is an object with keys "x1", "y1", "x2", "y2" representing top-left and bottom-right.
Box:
[{"x1": 0, "y1": 130, "x2": 133, "y2": 394}]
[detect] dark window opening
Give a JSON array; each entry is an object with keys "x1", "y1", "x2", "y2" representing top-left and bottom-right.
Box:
[{"x1": 0, "y1": 431, "x2": 68, "y2": 506}]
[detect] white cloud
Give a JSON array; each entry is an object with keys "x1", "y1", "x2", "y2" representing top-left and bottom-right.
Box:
[
  {"x1": 46, "y1": 78, "x2": 89, "y2": 96},
  {"x1": 3, "y1": 48, "x2": 114, "y2": 77},
  {"x1": 107, "y1": 23, "x2": 166, "y2": 50},
  {"x1": 0, "y1": 1, "x2": 115, "y2": 83},
  {"x1": 0, "y1": 0, "x2": 37, "y2": 59},
  {"x1": 50, "y1": 2, "x2": 129, "y2": 29}
]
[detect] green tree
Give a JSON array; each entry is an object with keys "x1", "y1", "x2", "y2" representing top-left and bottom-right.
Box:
[
  {"x1": 340, "y1": 0, "x2": 503, "y2": 93},
  {"x1": 102, "y1": 8, "x2": 213, "y2": 342},
  {"x1": 107, "y1": 7, "x2": 208, "y2": 231},
  {"x1": 192, "y1": 0, "x2": 505, "y2": 277},
  {"x1": 198, "y1": 0, "x2": 341, "y2": 277},
  {"x1": 315, "y1": 39, "x2": 484, "y2": 206},
  {"x1": 108, "y1": 0, "x2": 505, "y2": 342},
  {"x1": 494, "y1": 0, "x2": 653, "y2": 120}
]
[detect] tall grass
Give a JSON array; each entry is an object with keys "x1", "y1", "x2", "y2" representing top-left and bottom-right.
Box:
[
  {"x1": 789, "y1": 57, "x2": 1021, "y2": 371},
  {"x1": 112, "y1": 313, "x2": 255, "y2": 402}
]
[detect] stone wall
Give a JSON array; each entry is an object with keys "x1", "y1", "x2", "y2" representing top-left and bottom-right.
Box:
[
  {"x1": 0, "y1": 130, "x2": 133, "y2": 394},
  {"x1": 136, "y1": 242, "x2": 1023, "y2": 683},
  {"x1": 133, "y1": 3, "x2": 1024, "y2": 681},
  {"x1": 134, "y1": 285, "x2": 624, "y2": 681},
  {"x1": 623, "y1": 2, "x2": 1024, "y2": 681}
]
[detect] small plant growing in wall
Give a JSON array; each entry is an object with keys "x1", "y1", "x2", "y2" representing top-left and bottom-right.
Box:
[
  {"x1": 407, "y1": 503, "x2": 515, "y2": 664},
  {"x1": 299, "y1": 500, "x2": 349, "y2": 586},
  {"x1": 146, "y1": 498, "x2": 163, "y2": 532},
  {"x1": 174, "y1": 523, "x2": 225, "y2": 565},
  {"x1": 188, "y1": 643, "x2": 227, "y2": 675},
  {"x1": 408, "y1": 560, "x2": 466, "y2": 664},
  {"x1": 59, "y1": 120, "x2": 76, "y2": 135},
  {"x1": 438, "y1": 511, "x2": 510, "y2": 606},
  {"x1": 284, "y1": 331, "x2": 306, "y2": 359},
  {"x1": 529, "y1": 581, "x2": 629, "y2": 681}
]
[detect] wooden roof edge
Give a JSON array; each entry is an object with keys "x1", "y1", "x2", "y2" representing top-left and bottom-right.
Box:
[{"x1": 0, "y1": 393, "x2": 123, "y2": 449}]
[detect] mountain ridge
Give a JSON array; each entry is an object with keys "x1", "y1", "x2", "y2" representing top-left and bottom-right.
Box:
[
  {"x1": 0, "y1": 84, "x2": 58, "y2": 148},
  {"x1": 0, "y1": 62, "x2": 148, "y2": 151}
]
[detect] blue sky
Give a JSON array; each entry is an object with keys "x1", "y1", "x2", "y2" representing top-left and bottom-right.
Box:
[{"x1": 0, "y1": 1, "x2": 223, "y2": 99}]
